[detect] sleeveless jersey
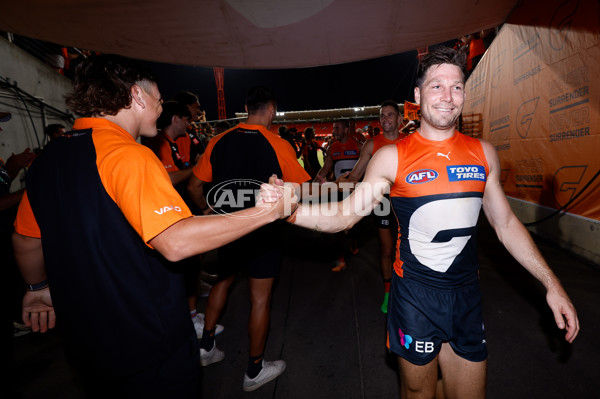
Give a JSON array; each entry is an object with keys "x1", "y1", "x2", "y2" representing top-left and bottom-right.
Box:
[
  {"x1": 390, "y1": 131, "x2": 489, "y2": 288},
  {"x1": 328, "y1": 138, "x2": 360, "y2": 179},
  {"x1": 372, "y1": 133, "x2": 407, "y2": 155}
]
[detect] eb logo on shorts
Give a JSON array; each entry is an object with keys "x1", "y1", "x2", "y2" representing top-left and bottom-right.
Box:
[{"x1": 399, "y1": 328, "x2": 435, "y2": 353}]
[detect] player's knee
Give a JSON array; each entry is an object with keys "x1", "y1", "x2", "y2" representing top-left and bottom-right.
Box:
[
  {"x1": 250, "y1": 291, "x2": 272, "y2": 308},
  {"x1": 403, "y1": 381, "x2": 436, "y2": 398}
]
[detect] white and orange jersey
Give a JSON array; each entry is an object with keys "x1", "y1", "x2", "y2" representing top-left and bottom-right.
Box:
[
  {"x1": 328, "y1": 138, "x2": 360, "y2": 179},
  {"x1": 372, "y1": 132, "x2": 407, "y2": 155},
  {"x1": 390, "y1": 131, "x2": 489, "y2": 288}
]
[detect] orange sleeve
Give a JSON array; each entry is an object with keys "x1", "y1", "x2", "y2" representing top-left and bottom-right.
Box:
[
  {"x1": 263, "y1": 132, "x2": 311, "y2": 184},
  {"x1": 279, "y1": 142, "x2": 311, "y2": 184},
  {"x1": 98, "y1": 144, "x2": 192, "y2": 245},
  {"x1": 192, "y1": 135, "x2": 220, "y2": 182},
  {"x1": 156, "y1": 138, "x2": 179, "y2": 172},
  {"x1": 13, "y1": 190, "x2": 41, "y2": 238}
]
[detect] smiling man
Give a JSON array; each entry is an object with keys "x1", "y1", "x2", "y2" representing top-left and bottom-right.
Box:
[
  {"x1": 341, "y1": 100, "x2": 407, "y2": 313},
  {"x1": 286, "y1": 46, "x2": 579, "y2": 399}
]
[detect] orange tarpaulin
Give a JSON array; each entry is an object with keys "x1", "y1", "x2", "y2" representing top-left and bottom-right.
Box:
[{"x1": 462, "y1": 0, "x2": 600, "y2": 222}]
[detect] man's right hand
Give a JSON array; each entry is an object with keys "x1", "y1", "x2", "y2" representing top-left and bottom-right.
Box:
[{"x1": 256, "y1": 175, "x2": 299, "y2": 219}]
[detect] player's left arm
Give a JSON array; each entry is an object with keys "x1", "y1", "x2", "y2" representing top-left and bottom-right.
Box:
[{"x1": 480, "y1": 140, "x2": 579, "y2": 343}]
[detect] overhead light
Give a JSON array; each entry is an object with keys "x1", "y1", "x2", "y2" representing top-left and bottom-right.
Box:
[{"x1": 276, "y1": 112, "x2": 285, "y2": 116}]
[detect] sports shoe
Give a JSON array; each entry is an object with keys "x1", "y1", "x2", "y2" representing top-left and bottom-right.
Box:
[
  {"x1": 192, "y1": 313, "x2": 224, "y2": 338},
  {"x1": 200, "y1": 343, "x2": 225, "y2": 366},
  {"x1": 380, "y1": 292, "x2": 389, "y2": 314},
  {"x1": 331, "y1": 258, "x2": 346, "y2": 272},
  {"x1": 242, "y1": 360, "x2": 286, "y2": 392}
]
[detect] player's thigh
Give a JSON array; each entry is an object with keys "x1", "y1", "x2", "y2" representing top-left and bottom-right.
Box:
[
  {"x1": 438, "y1": 343, "x2": 486, "y2": 399},
  {"x1": 397, "y1": 355, "x2": 439, "y2": 399}
]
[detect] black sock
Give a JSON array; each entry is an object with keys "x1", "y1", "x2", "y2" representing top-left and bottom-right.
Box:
[
  {"x1": 247, "y1": 354, "x2": 264, "y2": 379},
  {"x1": 199, "y1": 328, "x2": 215, "y2": 351}
]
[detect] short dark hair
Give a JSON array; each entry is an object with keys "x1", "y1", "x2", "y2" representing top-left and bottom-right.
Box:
[
  {"x1": 246, "y1": 86, "x2": 276, "y2": 114},
  {"x1": 172, "y1": 91, "x2": 199, "y2": 106},
  {"x1": 415, "y1": 46, "x2": 467, "y2": 89},
  {"x1": 44, "y1": 123, "x2": 65, "y2": 139},
  {"x1": 65, "y1": 54, "x2": 157, "y2": 117},
  {"x1": 334, "y1": 119, "x2": 349, "y2": 129},
  {"x1": 380, "y1": 100, "x2": 400, "y2": 114},
  {"x1": 304, "y1": 127, "x2": 314, "y2": 139},
  {"x1": 156, "y1": 101, "x2": 191, "y2": 130}
]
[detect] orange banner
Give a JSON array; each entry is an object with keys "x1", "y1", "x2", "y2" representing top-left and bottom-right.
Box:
[{"x1": 404, "y1": 101, "x2": 420, "y2": 121}]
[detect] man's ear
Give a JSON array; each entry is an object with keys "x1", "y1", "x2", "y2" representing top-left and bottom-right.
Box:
[
  {"x1": 131, "y1": 85, "x2": 145, "y2": 108},
  {"x1": 414, "y1": 87, "x2": 421, "y2": 105}
]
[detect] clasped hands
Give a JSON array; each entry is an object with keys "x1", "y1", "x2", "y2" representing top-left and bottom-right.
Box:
[{"x1": 255, "y1": 175, "x2": 300, "y2": 219}]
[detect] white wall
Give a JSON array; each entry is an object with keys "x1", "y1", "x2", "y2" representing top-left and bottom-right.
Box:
[
  {"x1": 0, "y1": 37, "x2": 73, "y2": 191},
  {"x1": 508, "y1": 197, "x2": 600, "y2": 266}
]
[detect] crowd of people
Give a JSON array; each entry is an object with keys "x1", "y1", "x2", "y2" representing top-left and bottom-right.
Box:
[{"x1": 2, "y1": 45, "x2": 580, "y2": 399}]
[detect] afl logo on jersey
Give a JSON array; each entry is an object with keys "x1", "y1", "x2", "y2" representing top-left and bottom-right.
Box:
[{"x1": 406, "y1": 169, "x2": 439, "y2": 184}]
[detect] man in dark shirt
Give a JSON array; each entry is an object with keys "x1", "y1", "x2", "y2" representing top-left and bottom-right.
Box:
[{"x1": 188, "y1": 86, "x2": 310, "y2": 392}]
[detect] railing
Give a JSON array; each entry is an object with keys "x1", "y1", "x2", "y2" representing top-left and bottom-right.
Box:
[{"x1": 1, "y1": 31, "x2": 90, "y2": 79}]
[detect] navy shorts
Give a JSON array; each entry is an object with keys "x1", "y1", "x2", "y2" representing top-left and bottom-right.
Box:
[
  {"x1": 374, "y1": 211, "x2": 393, "y2": 229},
  {"x1": 373, "y1": 194, "x2": 394, "y2": 229},
  {"x1": 387, "y1": 276, "x2": 487, "y2": 365},
  {"x1": 217, "y1": 223, "x2": 282, "y2": 279}
]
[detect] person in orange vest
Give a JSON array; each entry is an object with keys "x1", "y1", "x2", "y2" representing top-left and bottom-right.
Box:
[{"x1": 466, "y1": 32, "x2": 486, "y2": 72}]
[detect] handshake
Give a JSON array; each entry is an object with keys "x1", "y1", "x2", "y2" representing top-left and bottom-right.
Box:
[{"x1": 255, "y1": 174, "x2": 300, "y2": 220}]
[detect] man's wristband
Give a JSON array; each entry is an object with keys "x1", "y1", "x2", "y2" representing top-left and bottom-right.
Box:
[{"x1": 26, "y1": 280, "x2": 49, "y2": 291}]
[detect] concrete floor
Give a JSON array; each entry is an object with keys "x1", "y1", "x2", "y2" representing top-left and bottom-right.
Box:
[{"x1": 8, "y1": 216, "x2": 600, "y2": 398}]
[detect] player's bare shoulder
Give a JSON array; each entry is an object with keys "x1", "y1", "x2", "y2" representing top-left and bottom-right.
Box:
[
  {"x1": 364, "y1": 144, "x2": 398, "y2": 184},
  {"x1": 476, "y1": 138, "x2": 500, "y2": 168}
]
